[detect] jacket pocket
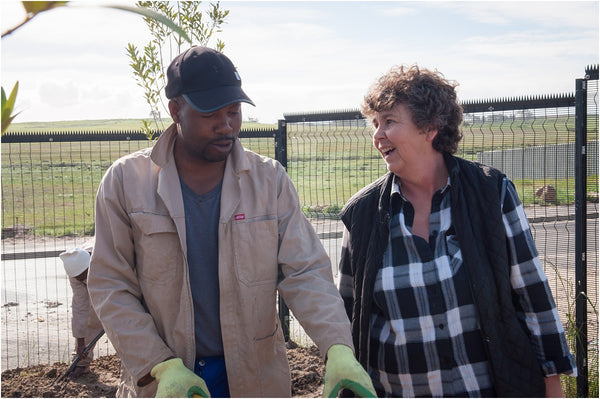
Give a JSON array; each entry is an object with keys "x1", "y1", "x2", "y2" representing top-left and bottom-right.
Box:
[
  {"x1": 254, "y1": 322, "x2": 290, "y2": 394},
  {"x1": 232, "y1": 217, "x2": 278, "y2": 286},
  {"x1": 130, "y1": 212, "x2": 183, "y2": 285}
]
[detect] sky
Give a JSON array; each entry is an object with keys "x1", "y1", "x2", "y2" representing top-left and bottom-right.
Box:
[{"x1": 1, "y1": 0, "x2": 598, "y2": 124}]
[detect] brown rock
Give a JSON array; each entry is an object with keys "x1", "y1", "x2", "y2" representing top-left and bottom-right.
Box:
[{"x1": 534, "y1": 185, "x2": 557, "y2": 204}]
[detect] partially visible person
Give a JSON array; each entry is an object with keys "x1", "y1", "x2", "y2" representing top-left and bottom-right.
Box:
[
  {"x1": 338, "y1": 64, "x2": 576, "y2": 397},
  {"x1": 88, "y1": 46, "x2": 375, "y2": 398},
  {"x1": 60, "y1": 239, "x2": 103, "y2": 379}
]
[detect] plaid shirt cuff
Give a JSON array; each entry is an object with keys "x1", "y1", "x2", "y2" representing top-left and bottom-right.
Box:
[{"x1": 540, "y1": 353, "x2": 578, "y2": 377}]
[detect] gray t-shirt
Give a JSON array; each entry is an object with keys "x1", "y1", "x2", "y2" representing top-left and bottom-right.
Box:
[{"x1": 180, "y1": 178, "x2": 223, "y2": 358}]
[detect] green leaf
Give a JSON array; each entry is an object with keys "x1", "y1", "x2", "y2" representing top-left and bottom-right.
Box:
[
  {"x1": 2, "y1": 82, "x2": 19, "y2": 119},
  {"x1": 1, "y1": 82, "x2": 21, "y2": 136},
  {"x1": 105, "y1": 4, "x2": 192, "y2": 44},
  {"x1": 21, "y1": 1, "x2": 69, "y2": 15}
]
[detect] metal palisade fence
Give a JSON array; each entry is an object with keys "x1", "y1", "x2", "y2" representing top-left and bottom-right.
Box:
[{"x1": 1, "y1": 65, "x2": 598, "y2": 396}]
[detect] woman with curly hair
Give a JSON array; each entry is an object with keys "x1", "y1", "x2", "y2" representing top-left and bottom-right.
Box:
[{"x1": 338, "y1": 65, "x2": 576, "y2": 397}]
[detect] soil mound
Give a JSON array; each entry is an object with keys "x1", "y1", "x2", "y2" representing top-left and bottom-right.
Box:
[{"x1": 1, "y1": 344, "x2": 324, "y2": 398}]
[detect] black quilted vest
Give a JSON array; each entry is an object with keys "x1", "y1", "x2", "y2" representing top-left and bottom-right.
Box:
[{"x1": 339, "y1": 153, "x2": 545, "y2": 397}]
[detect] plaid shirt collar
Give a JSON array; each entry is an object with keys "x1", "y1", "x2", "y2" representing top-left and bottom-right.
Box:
[{"x1": 391, "y1": 174, "x2": 452, "y2": 203}]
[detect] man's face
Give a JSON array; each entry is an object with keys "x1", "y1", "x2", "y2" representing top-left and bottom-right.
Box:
[{"x1": 170, "y1": 99, "x2": 243, "y2": 163}]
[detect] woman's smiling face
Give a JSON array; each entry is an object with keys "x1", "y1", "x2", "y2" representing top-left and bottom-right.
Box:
[{"x1": 371, "y1": 103, "x2": 431, "y2": 177}]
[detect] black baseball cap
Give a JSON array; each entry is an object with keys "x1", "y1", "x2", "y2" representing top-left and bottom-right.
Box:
[{"x1": 165, "y1": 46, "x2": 255, "y2": 113}]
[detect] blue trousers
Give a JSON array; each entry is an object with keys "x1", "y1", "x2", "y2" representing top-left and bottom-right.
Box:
[{"x1": 193, "y1": 356, "x2": 230, "y2": 398}]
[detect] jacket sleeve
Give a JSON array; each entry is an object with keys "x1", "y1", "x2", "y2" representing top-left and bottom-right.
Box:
[
  {"x1": 274, "y1": 168, "x2": 354, "y2": 356},
  {"x1": 69, "y1": 277, "x2": 92, "y2": 338},
  {"x1": 87, "y1": 164, "x2": 175, "y2": 383}
]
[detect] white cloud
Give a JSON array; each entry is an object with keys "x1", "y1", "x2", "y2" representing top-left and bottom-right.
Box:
[
  {"x1": 458, "y1": 32, "x2": 597, "y2": 59},
  {"x1": 437, "y1": 1, "x2": 598, "y2": 29},
  {"x1": 2, "y1": 0, "x2": 597, "y2": 124},
  {"x1": 38, "y1": 80, "x2": 80, "y2": 107},
  {"x1": 379, "y1": 5, "x2": 420, "y2": 17}
]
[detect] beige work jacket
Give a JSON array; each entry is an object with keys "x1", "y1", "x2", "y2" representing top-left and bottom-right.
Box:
[
  {"x1": 68, "y1": 277, "x2": 103, "y2": 366},
  {"x1": 69, "y1": 277, "x2": 102, "y2": 340},
  {"x1": 88, "y1": 124, "x2": 353, "y2": 397}
]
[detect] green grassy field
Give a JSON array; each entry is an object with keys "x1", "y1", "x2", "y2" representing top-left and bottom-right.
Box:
[
  {"x1": 5, "y1": 118, "x2": 276, "y2": 133},
  {"x1": 2, "y1": 117, "x2": 598, "y2": 236}
]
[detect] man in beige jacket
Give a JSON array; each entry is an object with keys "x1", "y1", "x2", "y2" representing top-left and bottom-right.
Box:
[
  {"x1": 88, "y1": 46, "x2": 375, "y2": 398},
  {"x1": 60, "y1": 242, "x2": 103, "y2": 378}
]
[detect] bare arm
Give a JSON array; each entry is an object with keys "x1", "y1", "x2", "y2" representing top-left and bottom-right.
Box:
[{"x1": 544, "y1": 375, "x2": 564, "y2": 398}]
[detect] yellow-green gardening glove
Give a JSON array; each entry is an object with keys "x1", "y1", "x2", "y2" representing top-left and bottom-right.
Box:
[
  {"x1": 151, "y1": 358, "x2": 210, "y2": 398},
  {"x1": 323, "y1": 344, "x2": 377, "y2": 398}
]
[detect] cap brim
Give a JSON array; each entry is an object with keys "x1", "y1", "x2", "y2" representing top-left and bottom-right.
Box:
[{"x1": 183, "y1": 86, "x2": 255, "y2": 113}]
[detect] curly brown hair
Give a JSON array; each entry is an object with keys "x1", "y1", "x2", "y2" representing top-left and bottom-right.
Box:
[{"x1": 361, "y1": 65, "x2": 463, "y2": 154}]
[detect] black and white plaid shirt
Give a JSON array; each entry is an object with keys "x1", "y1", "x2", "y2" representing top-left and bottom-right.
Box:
[{"x1": 340, "y1": 176, "x2": 576, "y2": 397}]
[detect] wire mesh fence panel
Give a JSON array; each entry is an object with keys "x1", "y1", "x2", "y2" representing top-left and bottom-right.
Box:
[
  {"x1": 581, "y1": 75, "x2": 599, "y2": 397},
  {"x1": 285, "y1": 117, "x2": 386, "y2": 281},
  {"x1": 1, "y1": 137, "x2": 156, "y2": 370},
  {"x1": 282, "y1": 116, "x2": 387, "y2": 344}
]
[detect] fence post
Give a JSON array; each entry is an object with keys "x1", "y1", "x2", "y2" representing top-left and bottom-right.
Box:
[
  {"x1": 275, "y1": 119, "x2": 290, "y2": 341},
  {"x1": 275, "y1": 119, "x2": 288, "y2": 169},
  {"x1": 574, "y1": 76, "x2": 588, "y2": 397}
]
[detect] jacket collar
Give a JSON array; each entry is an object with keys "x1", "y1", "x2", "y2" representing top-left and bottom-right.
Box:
[
  {"x1": 151, "y1": 123, "x2": 178, "y2": 168},
  {"x1": 220, "y1": 139, "x2": 249, "y2": 223},
  {"x1": 150, "y1": 123, "x2": 251, "y2": 224},
  {"x1": 377, "y1": 172, "x2": 395, "y2": 224},
  {"x1": 443, "y1": 152, "x2": 460, "y2": 182}
]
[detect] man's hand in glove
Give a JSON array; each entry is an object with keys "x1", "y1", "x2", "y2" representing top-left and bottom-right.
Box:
[
  {"x1": 151, "y1": 358, "x2": 210, "y2": 398},
  {"x1": 323, "y1": 344, "x2": 376, "y2": 398}
]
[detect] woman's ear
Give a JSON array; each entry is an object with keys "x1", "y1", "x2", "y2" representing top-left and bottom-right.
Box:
[{"x1": 425, "y1": 126, "x2": 439, "y2": 142}]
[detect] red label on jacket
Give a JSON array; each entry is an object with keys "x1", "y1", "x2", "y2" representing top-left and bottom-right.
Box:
[{"x1": 234, "y1": 214, "x2": 245, "y2": 220}]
